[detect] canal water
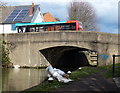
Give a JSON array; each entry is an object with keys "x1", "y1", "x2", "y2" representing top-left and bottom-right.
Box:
[{"x1": 2, "y1": 68, "x2": 48, "y2": 92}]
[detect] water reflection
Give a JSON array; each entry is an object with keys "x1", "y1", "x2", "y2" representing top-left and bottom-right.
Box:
[{"x1": 2, "y1": 68, "x2": 48, "y2": 91}]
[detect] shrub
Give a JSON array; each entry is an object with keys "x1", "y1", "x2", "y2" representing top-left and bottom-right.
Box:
[{"x1": 1, "y1": 41, "x2": 12, "y2": 67}]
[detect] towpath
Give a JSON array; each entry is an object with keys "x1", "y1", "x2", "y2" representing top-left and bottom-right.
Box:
[{"x1": 50, "y1": 68, "x2": 120, "y2": 93}]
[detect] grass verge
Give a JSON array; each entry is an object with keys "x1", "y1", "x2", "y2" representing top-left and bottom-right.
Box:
[
  {"x1": 22, "y1": 66, "x2": 98, "y2": 92},
  {"x1": 98, "y1": 63, "x2": 120, "y2": 78},
  {"x1": 22, "y1": 64, "x2": 120, "y2": 92}
]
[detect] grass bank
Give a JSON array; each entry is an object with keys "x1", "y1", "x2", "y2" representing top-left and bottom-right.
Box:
[
  {"x1": 98, "y1": 63, "x2": 120, "y2": 78},
  {"x1": 23, "y1": 66, "x2": 98, "y2": 92},
  {"x1": 22, "y1": 63, "x2": 120, "y2": 92}
]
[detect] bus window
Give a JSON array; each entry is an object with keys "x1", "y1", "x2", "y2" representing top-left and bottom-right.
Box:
[
  {"x1": 59, "y1": 23, "x2": 76, "y2": 30},
  {"x1": 47, "y1": 26, "x2": 56, "y2": 31},
  {"x1": 39, "y1": 27, "x2": 44, "y2": 32},
  {"x1": 17, "y1": 26, "x2": 23, "y2": 33},
  {"x1": 36, "y1": 27, "x2": 39, "y2": 32},
  {"x1": 25, "y1": 26, "x2": 30, "y2": 32}
]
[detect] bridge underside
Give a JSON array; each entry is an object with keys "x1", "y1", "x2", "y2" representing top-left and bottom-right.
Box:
[{"x1": 40, "y1": 46, "x2": 95, "y2": 71}]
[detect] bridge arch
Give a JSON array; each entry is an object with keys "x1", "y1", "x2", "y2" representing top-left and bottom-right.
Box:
[
  {"x1": 39, "y1": 45, "x2": 97, "y2": 71},
  {"x1": 38, "y1": 44, "x2": 94, "y2": 51}
]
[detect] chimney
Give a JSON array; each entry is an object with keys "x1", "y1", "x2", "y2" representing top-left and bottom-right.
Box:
[{"x1": 30, "y1": 3, "x2": 34, "y2": 16}]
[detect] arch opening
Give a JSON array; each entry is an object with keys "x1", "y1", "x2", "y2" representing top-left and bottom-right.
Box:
[{"x1": 39, "y1": 46, "x2": 98, "y2": 72}]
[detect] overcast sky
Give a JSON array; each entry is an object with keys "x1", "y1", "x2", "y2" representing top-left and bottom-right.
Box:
[{"x1": 2, "y1": 0, "x2": 119, "y2": 33}]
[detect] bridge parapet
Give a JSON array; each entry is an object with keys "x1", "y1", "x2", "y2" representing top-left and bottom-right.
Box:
[{"x1": 5, "y1": 31, "x2": 118, "y2": 43}]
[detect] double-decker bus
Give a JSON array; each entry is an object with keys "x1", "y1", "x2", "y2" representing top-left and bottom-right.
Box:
[{"x1": 15, "y1": 20, "x2": 83, "y2": 33}]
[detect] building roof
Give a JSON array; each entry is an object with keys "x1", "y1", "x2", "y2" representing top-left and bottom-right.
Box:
[
  {"x1": 0, "y1": 4, "x2": 39, "y2": 24},
  {"x1": 43, "y1": 12, "x2": 58, "y2": 22},
  {"x1": 0, "y1": 6, "x2": 16, "y2": 23}
]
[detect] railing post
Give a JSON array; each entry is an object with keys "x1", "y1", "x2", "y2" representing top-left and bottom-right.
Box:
[{"x1": 112, "y1": 55, "x2": 115, "y2": 77}]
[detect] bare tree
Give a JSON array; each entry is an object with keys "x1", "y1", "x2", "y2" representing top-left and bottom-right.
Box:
[
  {"x1": 0, "y1": 1, "x2": 7, "y2": 7},
  {"x1": 68, "y1": 1, "x2": 98, "y2": 31},
  {"x1": 0, "y1": 1, "x2": 7, "y2": 23}
]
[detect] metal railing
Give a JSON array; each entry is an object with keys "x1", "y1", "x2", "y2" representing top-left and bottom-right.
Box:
[{"x1": 112, "y1": 55, "x2": 120, "y2": 77}]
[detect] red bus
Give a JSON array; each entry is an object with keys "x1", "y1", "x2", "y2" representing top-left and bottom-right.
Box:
[
  {"x1": 65, "y1": 20, "x2": 83, "y2": 31},
  {"x1": 15, "y1": 20, "x2": 83, "y2": 33}
]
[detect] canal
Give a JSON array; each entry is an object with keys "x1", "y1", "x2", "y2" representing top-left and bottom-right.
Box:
[{"x1": 2, "y1": 68, "x2": 48, "y2": 92}]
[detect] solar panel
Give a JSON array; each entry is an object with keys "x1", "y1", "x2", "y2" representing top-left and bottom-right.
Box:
[
  {"x1": 18, "y1": 14, "x2": 25, "y2": 16},
  {"x1": 21, "y1": 9, "x2": 29, "y2": 13},
  {"x1": 11, "y1": 12, "x2": 19, "y2": 15},
  {"x1": 8, "y1": 16, "x2": 16, "y2": 19},
  {"x1": 4, "y1": 9, "x2": 29, "y2": 23},
  {"x1": 13, "y1": 9, "x2": 29, "y2": 22},
  {"x1": 5, "y1": 19, "x2": 14, "y2": 22},
  {"x1": 13, "y1": 10, "x2": 21, "y2": 12},
  {"x1": 19, "y1": 10, "x2": 29, "y2": 16},
  {"x1": 16, "y1": 15, "x2": 24, "y2": 18},
  {"x1": 4, "y1": 9, "x2": 20, "y2": 22},
  {"x1": 10, "y1": 10, "x2": 20, "y2": 15},
  {"x1": 14, "y1": 18, "x2": 23, "y2": 22}
]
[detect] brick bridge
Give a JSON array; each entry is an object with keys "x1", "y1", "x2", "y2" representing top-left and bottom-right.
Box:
[{"x1": 2, "y1": 31, "x2": 119, "y2": 69}]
